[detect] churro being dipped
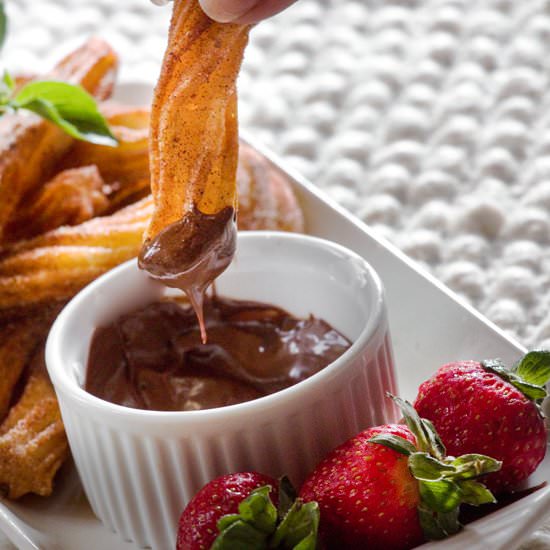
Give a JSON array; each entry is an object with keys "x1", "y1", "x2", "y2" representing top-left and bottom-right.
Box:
[{"x1": 138, "y1": 0, "x2": 251, "y2": 340}]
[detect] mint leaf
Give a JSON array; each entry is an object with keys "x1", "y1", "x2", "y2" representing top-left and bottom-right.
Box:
[
  {"x1": 0, "y1": 1, "x2": 7, "y2": 53},
  {"x1": 408, "y1": 453, "x2": 455, "y2": 481},
  {"x1": 12, "y1": 81, "x2": 117, "y2": 146},
  {"x1": 459, "y1": 480, "x2": 496, "y2": 506},
  {"x1": 271, "y1": 500, "x2": 319, "y2": 550},
  {"x1": 369, "y1": 433, "x2": 417, "y2": 456},
  {"x1": 515, "y1": 350, "x2": 550, "y2": 387}
]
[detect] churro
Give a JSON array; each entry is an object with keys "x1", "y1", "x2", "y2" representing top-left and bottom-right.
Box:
[
  {"x1": 139, "y1": 0, "x2": 251, "y2": 339},
  {"x1": 0, "y1": 345, "x2": 68, "y2": 499},
  {"x1": 0, "y1": 39, "x2": 118, "y2": 239},
  {"x1": 2, "y1": 166, "x2": 108, "y2": 243}
]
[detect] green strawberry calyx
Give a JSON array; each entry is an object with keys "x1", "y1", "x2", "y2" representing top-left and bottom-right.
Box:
[
  {"x1": 482, "y1": 350, "x2": 550, "y2": 406},
  {"x1": 369, "y1": 395, "x2": 502, "y2": 541},
  {"x1": 211, "y1": 476, "x2": 320, "y2": 550}
]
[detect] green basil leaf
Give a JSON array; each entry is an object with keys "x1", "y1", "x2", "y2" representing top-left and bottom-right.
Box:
[
  {"x1": 270, "y1": 500, "x2": 319, "y2": 550},
  {"x1": 369, "y1": 433, "x2": 417, "y2": 456},
  {"x1": 211, "y1": 519, "x2": 268, "y2": 550},
  {"x1": 0, "y1": 70, "x2": 13, "y2": 103},
  {"x1": 3, "y1": 70, "x2": 13, "y2": 91},
  {"x1": 515, "y1": 350, "x2": 550, "y2": 387},
  {"x1": 459, "y1": 480, "x2": 496, "y2": 506},
  {"x1": 408, "y1": 452, "x2": 455, "y2": 481},
  {"x1": 13, "y1": 81, "x2": 117, "y2": 146},
  {"x1": 0, "y1": 1, "x2": 7, "y2": 53},
  {"x1": 419, "y1": 479, "x2": 462, "y2": 513}
]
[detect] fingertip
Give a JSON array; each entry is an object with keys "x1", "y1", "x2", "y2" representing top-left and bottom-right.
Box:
[
  {"x1": 230, "y1": 0, "x2": 298, "y2": 24},
  {"x1": 199, "y1": 0, "x2": 260, "y2": 23}
]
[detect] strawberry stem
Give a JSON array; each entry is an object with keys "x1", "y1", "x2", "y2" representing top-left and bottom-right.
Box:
[
  {"x1": 212, "y1": 479, "x2": 320, "y2": 550},
  {"x1": 482, "y1": 350, "x2": 550, "y2": 406},
  {"x1": 370, "y1": 396, "x2": 502, "y2": 542}
]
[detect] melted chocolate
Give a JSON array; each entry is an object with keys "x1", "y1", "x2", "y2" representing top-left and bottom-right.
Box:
[
  {"x1": 138, "y1": 207, "x2": 236, "y2": 342},
  {"x1": 85, "y1": 296, "x2": 351, "y2": 411}
]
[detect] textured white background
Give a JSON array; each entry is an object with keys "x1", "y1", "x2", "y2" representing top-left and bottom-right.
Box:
[{"x1": 5, "y1": 0, "x2": 550, "y2": 547}]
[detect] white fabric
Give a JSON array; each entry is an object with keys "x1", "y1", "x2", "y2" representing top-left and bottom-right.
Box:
[{"x1": 6, "y1": 0, "x2": 550, "y2": 547}]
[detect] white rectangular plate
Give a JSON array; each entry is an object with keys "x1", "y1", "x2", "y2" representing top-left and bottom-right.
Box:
[{"x1": 1, "y1": 82, "x2": 548, "y2": 550}]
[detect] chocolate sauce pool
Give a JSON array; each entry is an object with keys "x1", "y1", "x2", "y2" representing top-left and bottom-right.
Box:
[{"x1": 85, "y1": 296, "x2": 351, "y2": 411}]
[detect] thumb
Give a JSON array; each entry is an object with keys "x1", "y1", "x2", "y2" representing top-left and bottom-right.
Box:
[{"x1": 199, "y1": 0, "x2": 297, "y2": 23}]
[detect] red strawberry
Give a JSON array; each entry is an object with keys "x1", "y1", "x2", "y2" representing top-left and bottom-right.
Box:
[
  {"x1": 300, "y1": 396, "x2": 501, "y2": 550},
  {"x1": 177, "y1": 472, "x2": 277, "y2": 550},
  {"x1": 177, "y1": 472, "x2": 320, "y2": 550},
  {"x1": 301, "y1": 424, "x2": 423, "y2": 550},
  {"x1": 414, "y1": 351, "x2": 550, "y2": 493}
]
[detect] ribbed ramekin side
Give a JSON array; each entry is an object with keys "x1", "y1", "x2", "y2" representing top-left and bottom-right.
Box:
[
  {"x1": 57, "y1": 402, "x2": 115, "y2": 532},
  {"x1": 55, "y1": 318, "x2": 397, "y2": 550}
]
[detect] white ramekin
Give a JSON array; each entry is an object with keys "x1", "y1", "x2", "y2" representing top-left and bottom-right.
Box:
[{"x1": 46, "y1": 231, "x2": 398, "y2": 550}]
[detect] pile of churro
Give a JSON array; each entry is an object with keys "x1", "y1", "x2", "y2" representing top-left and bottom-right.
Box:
[{"x1": 0, "y1": 12, "x2": 303, "y2": 498}]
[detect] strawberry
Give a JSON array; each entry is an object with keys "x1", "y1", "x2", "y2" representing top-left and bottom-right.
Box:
[
  {"x1": 177, "y1": 472, "x2": 275, "y2": 550},
  {"x1": 300, "y1": 396, "x2": 501, "y2": 550},
  {"x1": 176, "y1": 472, "x2": 320, "y2": 550},
  {"x1": 414, "y1": 351, "x2": 550, "y2": 493}
]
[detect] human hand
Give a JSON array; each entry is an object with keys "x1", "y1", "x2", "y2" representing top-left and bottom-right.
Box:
[{"x1": 199, "y1": 0, "x2": 299, "y2": 23}]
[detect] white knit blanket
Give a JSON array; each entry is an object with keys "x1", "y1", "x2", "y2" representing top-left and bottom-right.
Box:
[{"x1": 6, "y1": 0, "x2": 550, "y2": 547}]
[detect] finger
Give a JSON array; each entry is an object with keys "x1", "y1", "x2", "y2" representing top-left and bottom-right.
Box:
[{"x1": 199, "y1": 0, "x2": 297, "y2": 23}]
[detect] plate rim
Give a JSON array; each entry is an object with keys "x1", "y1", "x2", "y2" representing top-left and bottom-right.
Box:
[{"x1": 2, "y1": 80, "x2": 545, "y2": 550}]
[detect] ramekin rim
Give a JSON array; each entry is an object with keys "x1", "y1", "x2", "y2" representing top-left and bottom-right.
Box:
[{"x1": 46, "y1": 231, "x2": 386, "y2": 423}]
